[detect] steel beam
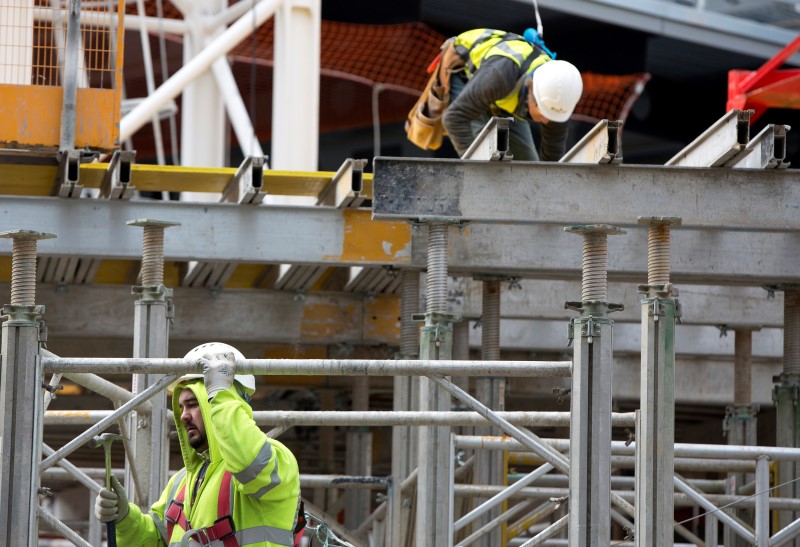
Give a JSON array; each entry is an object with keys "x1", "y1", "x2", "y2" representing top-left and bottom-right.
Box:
[
  {"x1": 522, "y1": 0, "x2": 800, "y2": 64},
  {"x1": 0, "y1": 197, "x2": 412, "y2": 266},
  {"x1": 419, "y1": 223, "x2": 800, "y2": 286},
  {"x1": 372, "y1": 157, "x2": 800, "y2": 231},
  {"x1": 459, "y1": 279, "x2": 783, "y2": 326},
  {"x1": 2, "y1": 197, "x2": 799, "y2": 285}
]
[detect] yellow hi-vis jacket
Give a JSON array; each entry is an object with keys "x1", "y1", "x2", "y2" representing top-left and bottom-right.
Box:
[
  {"x1": 453, "y1": 28, "x2": 552, "y2": 117},
  {"x1": 115, "y1": 380, "x2": 302, "y2": 546}
]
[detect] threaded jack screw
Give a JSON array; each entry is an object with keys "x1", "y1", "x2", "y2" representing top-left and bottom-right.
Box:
[
  {"x1": 127, "y1": 219, "x2": 180, "y2": 286},
  {"x1": 0, "y1": 230, "x2": 57, "y2": 306},
  {"x1": 564, "y1": 224, "x2": 625, "y2": 302},
  {"x1": 426, "y1": 223, "x2": 449, "y2": 315},
  {"x1": 638, "y1": 217, "x2": 681, "y2": 287}
]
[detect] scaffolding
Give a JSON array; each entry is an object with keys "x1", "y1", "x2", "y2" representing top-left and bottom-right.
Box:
[
  {"x1": 0, "y1": 107, "x2": 798, "y2": 545},
  {"x1": 0, "y1": 0, "x2": 799, "y2": 544}
]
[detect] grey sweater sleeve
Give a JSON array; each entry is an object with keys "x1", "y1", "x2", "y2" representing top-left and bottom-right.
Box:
[
  {"x1": 442, "y1": 56, "x2": 520, "y2": 156},
  {"x1": 539, "y1": 121, "x2": 569, "y2": 161}
]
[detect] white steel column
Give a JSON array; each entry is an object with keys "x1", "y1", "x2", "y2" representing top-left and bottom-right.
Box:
[
  {"x1": 271, "y1": 0, "x2": 320, "y2": 170},
  {"x1": 180, "y1": 0, "x2": 226, "y2": 168}
]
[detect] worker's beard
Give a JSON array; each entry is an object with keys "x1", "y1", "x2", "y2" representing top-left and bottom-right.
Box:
[{"x1": 185, "y1": 424, "x2": 208, "y2": 452}]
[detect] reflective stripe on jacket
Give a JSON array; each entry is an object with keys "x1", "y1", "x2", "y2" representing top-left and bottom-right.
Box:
[
  {"x1": 453, "y1": 28, "x2": 551, "y2": 116},
  {"x1": 115, "y1": 381, "x2": 301, "y2": 547}
]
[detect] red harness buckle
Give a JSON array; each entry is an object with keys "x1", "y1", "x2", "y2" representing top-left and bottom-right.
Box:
[{"x1": 188, "y1": 515, "x2": 237, "y2": 546}]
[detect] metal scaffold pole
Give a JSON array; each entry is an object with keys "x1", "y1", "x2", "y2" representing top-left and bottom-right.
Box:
[
  {"x1": 416, "y1": 223, "x2": 458, "y2": 546},
  {"x1": 635, "y1": 217, "x2": 680, "y2": 547},
  {"x1": 724, "y1": 325, "x2": 760, "y2": 547},
  {"x1": 389, "y1": 268, "x2": 421, "y2": 546},
  {"x1": 474, "y1": 275, "x2": 505, "y2": 547},
  {"x1": 0, "y1": 230, "x2": 56, "y2": 546},
  {"x1": 126, "y1": 219, "x2": 178, "y2": 507},
  {"x1": 774, "y1": 286, "x2": 800, "y2": 546},
  {"x1": 565, "y1": 224, "x2": 625, "y2": 546}
]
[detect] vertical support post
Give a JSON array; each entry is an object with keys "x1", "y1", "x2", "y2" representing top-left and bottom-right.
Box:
[
  {"x1": 773, "y1": 286, "x2": 800, "y2": 546},
  {"x1": 345, "y1": 376, "x2": 372, "y2": 529},
  {"x1": 416, "y1": 223, "x2": 457, "y2": 547},
  {"x1": 564, "y1": 224, "x2": 625, "y2": 547},
  {"x1": 724, "y1": 327, "x2": 760, "y2": 547},
  {"x1": 755, "y1": 456, "x2": 771, "y2": 547},
  {"x1": 59, "y1": 0, "x2": 81, "y2": 151},
  {"x1": 0, "y1": 230, "x2": 56, "y2": 547},
  {"x1": 180, "y1": 0, "x2": 226, "y2": 168},
  {"x1": 706, "y1": 514, "x2": 719, "y2": 547},
  {"x1": 125, "y1": 219, "x2": 179, "y2": 507},
  {"x1": 389, "y1": 269, "x2": 421, "y2": 547},
  {"x1": 473, "y1": 276, "x2": 504, "y2": 547},
  {"x1": 272, "y1": 0, "x2": 321, "y2": 170},
  {"x1": 635, "y1": 217, "x2": 680, "y2": 547}
]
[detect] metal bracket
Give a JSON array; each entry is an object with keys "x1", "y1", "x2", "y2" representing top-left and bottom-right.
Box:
[
  {"x1": 317, "y1": 158, "x2": 367, "y2": 207},
  {"x1": 1, "y1": 304, "x2": 45, "y2": 323},
  {"x1": 726, "y1": 123, "x2": 791, "y2": 169},
  {"x1": 99, "y1": 149, "x2": 136, "y2": 199},
  {"x1": 131, "y1": 284, "x2": 172, "y2": 302},
  {"x1": 560, "y1": 119, "x2": 622, "y2": 164},
  {"x1": 220, "y1": 155, "x2": 268, "y2": 204},
  {"x1": 53, "y1": 149, "x2": 84, "y2": 198},
  {"x1": 460, "y1": 116, "x2": 514, "y2": 161}
]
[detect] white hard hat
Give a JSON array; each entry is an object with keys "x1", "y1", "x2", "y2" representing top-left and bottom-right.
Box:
[
  {"x1": 532, "y1": 60, "x2": 583, "y2": 123},
  {"x1": 169, "y1": 342, "x2": 256, "y2": 395}
]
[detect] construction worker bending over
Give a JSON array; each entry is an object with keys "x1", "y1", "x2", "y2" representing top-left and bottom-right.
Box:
[
  {"x1": 95, "y1": 342, "x2": 304, "y2": 546},
  {"x1": 442, "y1": 28, "x2": 583, "y2": 161}
]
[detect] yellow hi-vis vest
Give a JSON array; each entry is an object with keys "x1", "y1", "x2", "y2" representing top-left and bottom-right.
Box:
[{"x1": 453, "y1": 28, "x2": 552, "y2": 116}]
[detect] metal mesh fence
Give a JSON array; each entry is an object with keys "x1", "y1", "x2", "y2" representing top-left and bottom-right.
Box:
[{"x1": 0, "y1": 0, "x2": 122, "y2": 88}]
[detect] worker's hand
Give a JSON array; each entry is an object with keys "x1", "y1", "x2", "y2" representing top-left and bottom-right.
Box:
[
  {"x1": 94, "y1": 476, "x2": 129, "y2": 523},
  {"x1": 201, "y1": 351, "x2": 236, "y2": 399}
]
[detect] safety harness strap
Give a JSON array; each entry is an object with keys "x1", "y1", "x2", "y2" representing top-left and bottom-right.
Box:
[{"x1": 165, "y1": 471, "x2": 238, "y2": 547}]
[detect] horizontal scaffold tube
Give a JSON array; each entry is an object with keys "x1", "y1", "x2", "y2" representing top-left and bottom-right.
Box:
[
  {"x1": 41, "y1": 357, "x2": 572, "y2": 377},
  {"x1": 44, "y1": 410, "x2": 635, "y2": 427},
  {"x1": 455, "y1": 435, "x2": 800, "y2": 461},
  {"x1": 452, "y1": 485, "x2": 800, "y2": 510}
]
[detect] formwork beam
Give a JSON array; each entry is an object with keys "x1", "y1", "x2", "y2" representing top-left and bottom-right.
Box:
[{"x1": 372, "y1": 157, "x2": 799, "y2": 231}]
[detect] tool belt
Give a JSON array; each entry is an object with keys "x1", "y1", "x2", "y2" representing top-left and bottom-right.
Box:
[{"x1": 405, "y1": 40, "x2": 464, "y2": 151}]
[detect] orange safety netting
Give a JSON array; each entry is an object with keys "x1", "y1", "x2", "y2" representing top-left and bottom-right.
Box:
[{"x1": 125, "y1": 2, "x2": 650, "y2": 154}]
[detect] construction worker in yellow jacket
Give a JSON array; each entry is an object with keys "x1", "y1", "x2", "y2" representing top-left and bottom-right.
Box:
[
  {"x1": 442, "y1": 28, "x2": 583, "y2": 161},
  {"x1": 94, "y1": 343, "x2": 303, "y2": 546}
]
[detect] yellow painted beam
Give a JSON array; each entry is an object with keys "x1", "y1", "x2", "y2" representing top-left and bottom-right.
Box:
[{"x1": 0, "y1": 160, "x2": 374, "y2": 199}]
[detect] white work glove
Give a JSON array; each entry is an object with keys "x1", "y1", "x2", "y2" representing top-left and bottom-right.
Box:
[
  {"x1": 94, "y1": 475, "x2": 129, "y2": 523},
  {"x1": 201, "y1": 351, "x2": 236, "y2": 399}
]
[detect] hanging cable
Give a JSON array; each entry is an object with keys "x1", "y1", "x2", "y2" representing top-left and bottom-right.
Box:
[
  {"x1": 531, "y1": 0, "x2": 543, "y2": 38},
  {"x1": 304, "y1": 512, "x2": 356, "y2": 547}
]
